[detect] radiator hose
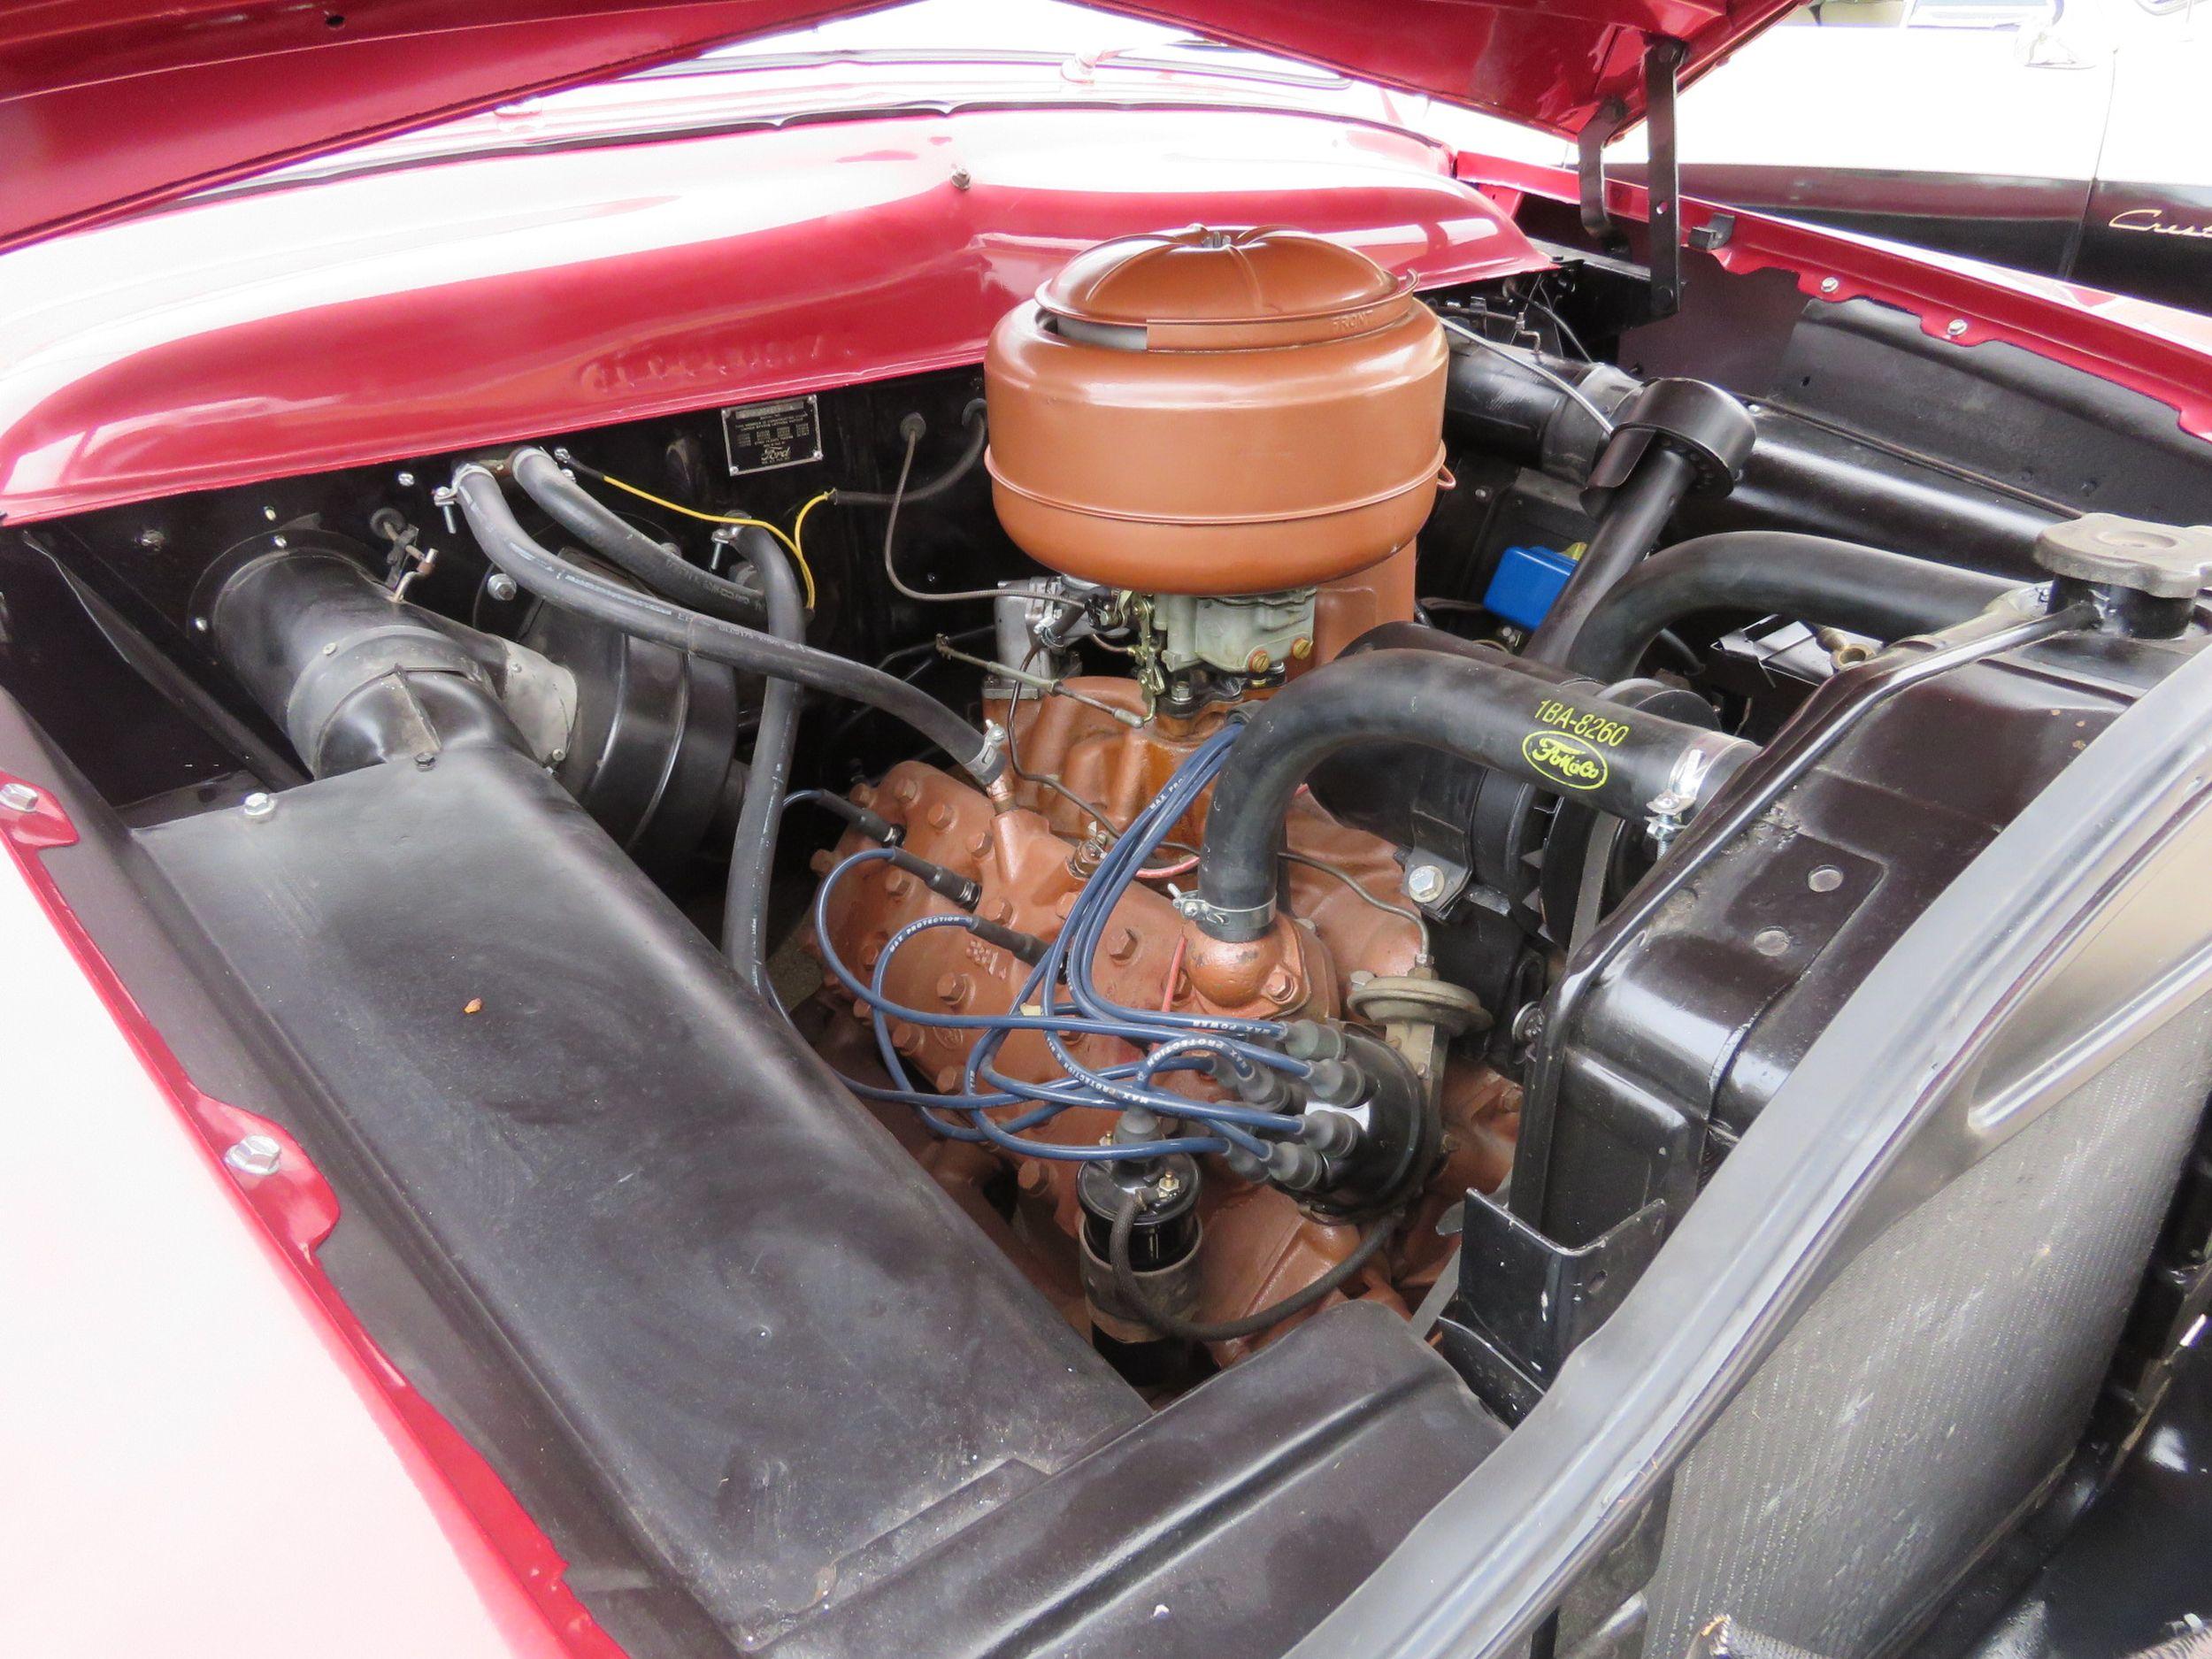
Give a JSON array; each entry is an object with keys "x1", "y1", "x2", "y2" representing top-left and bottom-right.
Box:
[
  {"x1": 1189, "y1": 649, "x2": 1755, "y2": 941},
  {"x1": 449, "y1": 463, "x2": 1005, "y2": 786},
  {"x1": 1563, "y1": 531, "x2": 2021, "y2": 682}
]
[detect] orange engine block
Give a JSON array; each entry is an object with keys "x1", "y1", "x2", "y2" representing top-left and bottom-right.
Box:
[{"x1": 807, "y1": 679, "x2": 1517, "y2": 1354}]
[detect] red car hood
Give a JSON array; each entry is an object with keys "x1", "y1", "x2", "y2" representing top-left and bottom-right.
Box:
[{"x1": 2, "y1": 0, "x2": 1791, "y2": 257}]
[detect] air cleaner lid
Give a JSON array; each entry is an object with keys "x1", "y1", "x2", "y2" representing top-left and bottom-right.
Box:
[{"x1": 1037, "y1": 225, "x2": 1414, "y2": 349}]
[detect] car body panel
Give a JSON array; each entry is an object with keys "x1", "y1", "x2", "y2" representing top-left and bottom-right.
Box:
[
  {"x1": 0, "y1": 102, "x2": 1542, "y2": 524},
  {"x1": 0, "y1": 0, "x2": 1802, "y2": 256},
  {"x1": 0, "y1": 780, "x2": 619, "y2": 1658}
]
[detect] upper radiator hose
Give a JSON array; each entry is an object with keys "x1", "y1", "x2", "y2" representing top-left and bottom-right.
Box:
[
  {"x1": 1563, "y1": 531, "x2": 2022, "y2": 682},
  {"x1": 1188, "y1": 648, "x2": 1756, "y2": 941}
]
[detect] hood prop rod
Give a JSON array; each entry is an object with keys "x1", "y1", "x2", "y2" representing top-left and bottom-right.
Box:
[{"x1": 1577, "y1": 35, "x2": 1688, "y2": 321}]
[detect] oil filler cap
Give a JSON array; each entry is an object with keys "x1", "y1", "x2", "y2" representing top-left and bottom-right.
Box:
[{"x1": 2034, "y1": 513, "x2": 2212, "y2": 599}]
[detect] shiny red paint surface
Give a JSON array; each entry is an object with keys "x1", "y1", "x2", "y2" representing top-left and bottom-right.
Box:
[
  {"x1": 0, "y1": 104, "x2": 1545, "y2": 525},
  {"x1": 1460, "y1": 153, "x2": 2212, "y2": 442},
  {"x1": 0, "y1": 0, "x2": 1796, "y2": 256},
  {"x1": 0, "y1": 775, "x2": 615, "y2": 1657}
]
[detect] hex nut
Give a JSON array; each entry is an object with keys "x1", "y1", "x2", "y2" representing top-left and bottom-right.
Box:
[
  {"x1": 1404, "y1": 863, "x2": 1447, "y2": 904},
  {"x1": 225, "y1": 1134, "x2": 283, "y2": 1179}
]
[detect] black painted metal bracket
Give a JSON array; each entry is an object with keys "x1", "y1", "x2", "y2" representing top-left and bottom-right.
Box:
[
  {"x1": 1433, "y1": 1188, "x2": 1670, "y2": 1423},
  {"x1": 1577, "y1": 36, "x2": 1688, "y2": 322}
]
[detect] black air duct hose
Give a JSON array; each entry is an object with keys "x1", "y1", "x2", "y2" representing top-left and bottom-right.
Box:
[
  {"x1": 207, "y1": 541, "x2": 533, "y2": 776},
  {"x1": 510, "y1": 447, "x2": 763, "y2": 624},
  {"x1": 1190, "y1": 649, "x2": 1756, "y2": 941},
  {"x1": 450, "y1": 463, "x2": 1005, "y2": 785},
  {"x1": 720, "y1": 525, "x2": 803, "y2": 1001},
  {"x1": 1563, "y1": 532, "x2": 2023, "y2": 683}
]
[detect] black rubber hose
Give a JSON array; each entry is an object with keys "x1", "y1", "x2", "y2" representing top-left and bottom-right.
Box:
[
  {"x1": 1192, "y1": 648, "x2": 1756, "y2": 940},
  {"x1": 1109, "y1": 1191, "x2": 1401, "y2": 1342},
  {"x1": 1523, "y1": 444, "x2": 1701, "y2": 667},
  {"x1": 1563, "y1": 531, "x2": 2022, "y2": 683},
  {"x1": 719, "y1": 526, "x2": 804, "y2": 1001},
  {"x1": 511, "y1": 447, "x2": 763, "y2": 624},
  {"x1": 451, "y1": 464, "x2": 1005, "y2": 783},
  {"x1": 833, "y1": 399, "x2": 987, "y2": 507}
]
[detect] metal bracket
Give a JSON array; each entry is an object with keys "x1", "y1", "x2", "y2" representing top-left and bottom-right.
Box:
[{"x1": 1577, "y1": 36, "x2": 1688, "y2": 322}]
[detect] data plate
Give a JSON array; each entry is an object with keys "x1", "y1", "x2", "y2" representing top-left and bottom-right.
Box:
[{"x1": 721, "y1": 395, "x2": 823, "y2": 475}]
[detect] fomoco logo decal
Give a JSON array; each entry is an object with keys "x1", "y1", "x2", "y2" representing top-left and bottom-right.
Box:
[{"x1": 1522, "y1": 731, "x2": 1609, "y2": 791}]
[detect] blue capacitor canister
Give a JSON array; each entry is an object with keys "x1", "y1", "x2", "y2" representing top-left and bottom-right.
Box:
[{"x1": 1480, "y1": 543, "x2": 1579, "y2": 631}]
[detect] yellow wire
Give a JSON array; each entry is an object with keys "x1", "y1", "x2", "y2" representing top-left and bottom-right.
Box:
[{"x1": 594, "y1": 470, "x2": 820, "y2": 611}]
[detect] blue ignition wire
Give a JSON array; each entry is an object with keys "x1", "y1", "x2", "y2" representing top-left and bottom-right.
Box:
[
  {"x1": 818, "y1": 854, "x2": 1248, "y2": 1161},
  {"x1": 809, "y1": 723, "x2": 1316, "y2": 1164}
]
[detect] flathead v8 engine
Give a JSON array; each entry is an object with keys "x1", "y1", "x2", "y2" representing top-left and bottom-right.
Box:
[{"x1": 807, "y1": 226, "x2": 1754, "y2": 1353}]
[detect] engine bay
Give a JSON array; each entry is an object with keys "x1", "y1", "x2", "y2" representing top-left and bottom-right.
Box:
[{"x1": 12, "y1": 219, "x2": 2212, "y2": 1656}]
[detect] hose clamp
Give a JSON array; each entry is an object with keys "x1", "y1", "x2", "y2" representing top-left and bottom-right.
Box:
[
  {"x1": 1173, "y1": 892, "x2": 1275, "y2": 939},
  {"x1": 1645, "y1": 742, "x2": 1720, "y2": 854}
]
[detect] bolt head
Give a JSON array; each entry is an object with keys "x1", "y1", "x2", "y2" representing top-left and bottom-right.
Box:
[
  {"x1": 1946, "y1": 317, "x2": 1969, "y2": 338},
  {"x1": 1262, "y1": 966, "x2": 1299, "y2": 1005},
  {"x1": 225, "y1": 1134, "x2": 283, "y2": 1179},
  {"x1": 1404, "y1": 863, "x2": 1447, "y2": 904},
  {"x1": 486, "y1": 572, "x2": 518, "y2": 602},
  {"x1": 240, "y1": 791, "x2": 276, "y2": 820},
  {"x1": 0, "y1": 780, "x2": 41, "y2": 814},
  {"x1": 396, "y1": 471, "x2": 417, "y2": 487},
  {"x1": 1818, "y1": 276, "x2": 1840, "y2": 295}
]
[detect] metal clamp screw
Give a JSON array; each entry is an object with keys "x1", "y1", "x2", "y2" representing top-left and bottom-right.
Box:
[{"x1": 225, "y1": 1134, "x2": 283, "y2": 1179}]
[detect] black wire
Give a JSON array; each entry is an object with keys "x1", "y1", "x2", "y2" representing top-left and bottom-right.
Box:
[
  {"x1": 1524, "y1": 279, "x2": 1596, "y2": 364},
  {"x1": 1107, "y1": 1190, "x2": 1402, "y2": 1342}
]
